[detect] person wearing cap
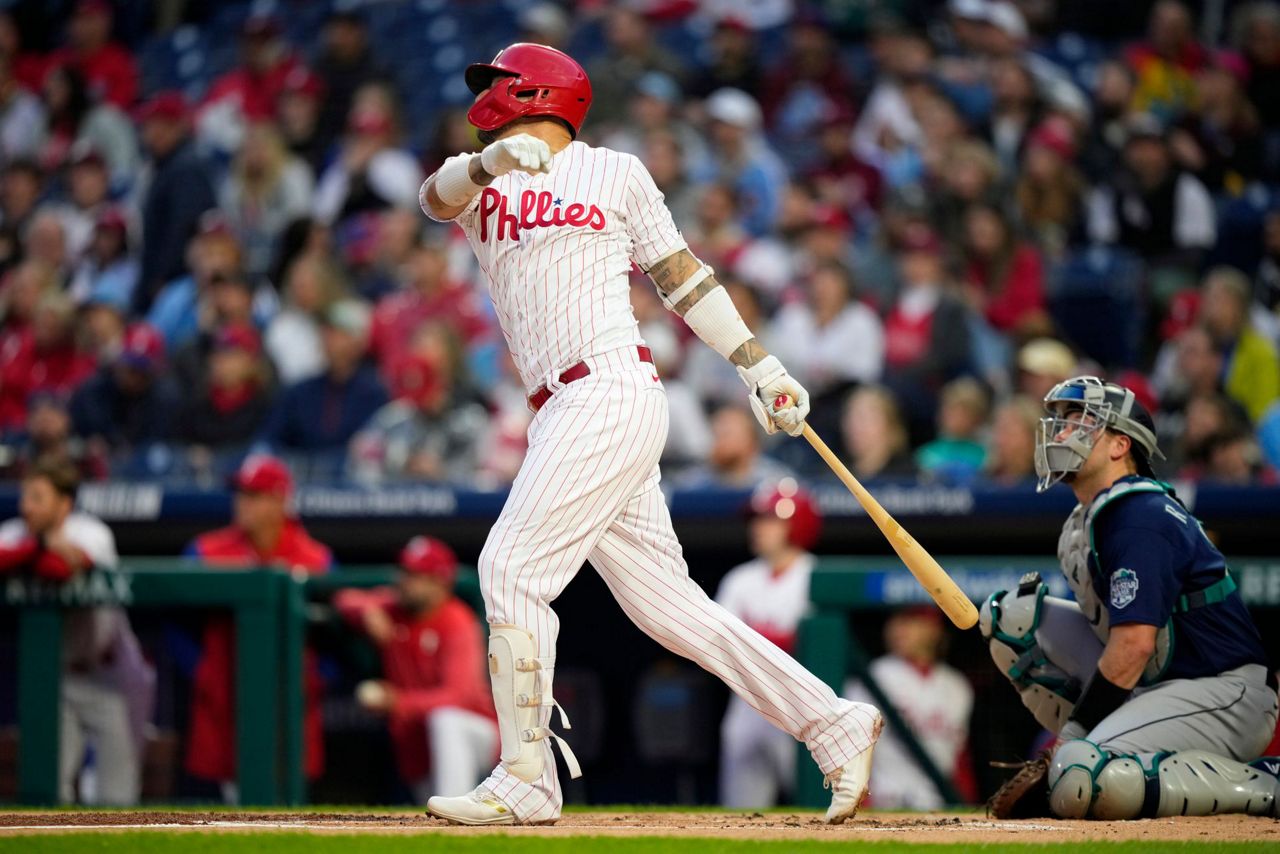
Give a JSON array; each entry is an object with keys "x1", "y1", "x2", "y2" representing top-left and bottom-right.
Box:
[
  {"x1": 1016, "y1": 336, "x2": 1077, "y2": 401},
  {"x1": 175, "y1": 322, "x2": 273, "y2": 453},
  {"x1": 349, "y1": 321, "x2": 487, "y2": 485},
  {"x1": 313, "y1": 8, "x2": 389, "y2": 151},
  {"x1": 715, "y1": 481, "x2": 821, "y2": 807},
  {"x1": 184, "y1": 453, "x2": 332, "y2": 798},
  {"x1": 45, "y1": 0, "x2": 137, "y2": 110},
  {"x1": 694, "y1": 88, "x2": 787, "y2": 237},
  {"x1": 39, "y1": 63, "x2": 139, "y2": 191},
  {"x1": 135, "y1": 90, "x2": 216, "y2": 314},
  {"x1": 980, "y1": 377, "x2": 1279, "y2": 820},
  {"x1": 69, "y1": 321, "x2": 181, "y2": 455},
  {"x1": 312, "y1": 81, "x2": 423, "y2": 227},
  {"x1": 1085, "y1": 111, "x2": 1216, "y2": 270},
  {"x1": 198, "y1": 13, "x2": 305, "y2": 155},
  {"x1": 1014, "y1": 116, "x2": 1086, "y2": 257},
  {"x1": 259, "y1": 297, "x2": 387, "y2": 455},
  {"x1": 334, "y1": 537, "x2": 498, "y2": 802},
  {"x1": 881, "y1": 225, "x2": 972, "y2": 438},
  {"x1": 68, "y1": 205, "x2": 136, "y2": 312},
  {"x1": 0, "y1": 456, "x2": 153, "y2": 804},
  {"x1": 844, "y1": 606, "x2": 975, "y2": 809}
]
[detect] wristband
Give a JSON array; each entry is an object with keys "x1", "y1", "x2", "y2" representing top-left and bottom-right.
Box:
[
  {"x1": 660, "y1": 263, "x2": 713, "y2": 311},
  {"x1": 681, "y1": 285, "x2": 754, "y2": 359},
  {"x1": 1068, "y1": 670, "x2": 1131, "y2": 733},
  {"x1": 430, "y1": 154, "x2": 484, "y2": 209}
]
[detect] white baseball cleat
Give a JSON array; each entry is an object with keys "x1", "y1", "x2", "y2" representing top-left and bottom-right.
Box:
[
  {"x1": 427, "y1": 787, "x2": 519, "y2": 825},
  {"x1": 823, "y1": 714, "x2": 884, "y2": 824}
]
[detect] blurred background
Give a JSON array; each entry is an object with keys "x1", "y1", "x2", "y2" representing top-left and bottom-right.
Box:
[{"x1": 0, "y1": 0, "x2": 1279, "y2": 813}]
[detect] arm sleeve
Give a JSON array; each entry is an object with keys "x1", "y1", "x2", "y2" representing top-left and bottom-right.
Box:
[
  {"x1": 391, "y1": 607, "x2": 487, "y2": 720},
  {"x1": 1097, "y1": 519, "x2": 1181, "y2": 628},
  {"x1": 622, "y1": 156, "x2": 687, "y2": 270}
]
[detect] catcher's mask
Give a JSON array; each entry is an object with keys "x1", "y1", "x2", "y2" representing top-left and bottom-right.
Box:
[{"x1": 1034, "y1": 376, "x2": 1164, "y2": 493}]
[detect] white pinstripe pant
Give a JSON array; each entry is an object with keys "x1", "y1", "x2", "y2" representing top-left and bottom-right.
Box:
[{"x1": 478, "y1": 347, "x2": 879, "y2": 822}]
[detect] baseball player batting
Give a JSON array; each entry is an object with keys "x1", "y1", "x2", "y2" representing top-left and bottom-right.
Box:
[
  {"x1": 419, "y1": 43, "x2": 882, "y2": 825},
  {"x1": 982, "y1": 376, "x2": 1280, "y2": 819}
]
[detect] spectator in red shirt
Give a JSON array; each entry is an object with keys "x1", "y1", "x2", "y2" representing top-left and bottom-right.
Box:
[
  {"x1": 198, "y1": 14, "x2": 305, "y2": 156},
  {"x1": 370, "y1": 241, "x2": 487, "y2": 375},
  {"x1": 0, "y1": 290, "x2": 95, "y2": 434},
  {"x1": 46, "y1": 0, "x2": 138, "y2": 109},
  {"x1": 960, "y1": 201, "x2": 1050, "y2": 337},
  {"x1": 184, "y1": 454, "x2": 332, "y2": 800},
  {"x1": 334, "y1": 537, "x2": 497, "y2": 802}
]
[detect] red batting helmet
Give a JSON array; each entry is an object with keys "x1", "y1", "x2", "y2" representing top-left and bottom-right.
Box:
[
  {"x1": 399, "y1": 536, "x2": 458, "y2": 587},
  {"x1": 749, "y1": 479, "x2": 822, "y2": 550},
  {"x1": 465, "y1": 43, "x2": 592, "y2": 137}
]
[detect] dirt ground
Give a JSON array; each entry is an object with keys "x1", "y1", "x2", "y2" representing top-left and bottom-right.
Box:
[{"x1": 0, "y1": 810, "x2": 1276, "y2": 843}]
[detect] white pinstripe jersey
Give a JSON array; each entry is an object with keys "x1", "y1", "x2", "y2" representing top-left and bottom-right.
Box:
[{"x1": 436, "y1": 141, "x2": 686, "y2": 393}]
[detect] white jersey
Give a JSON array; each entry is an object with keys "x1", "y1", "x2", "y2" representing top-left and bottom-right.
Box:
[
  {"x1": 715, "y1": 554, "x2": 815, "y2": 655},
  {"x1": 437, "y1": 141, "x2": 686, "y2": 392},
  {"x1": 845, "y1": 655, "x2": 973, "y2": 809},
  {"x1": 0, "y1": 512, "x2": 124, "y2": 670}
]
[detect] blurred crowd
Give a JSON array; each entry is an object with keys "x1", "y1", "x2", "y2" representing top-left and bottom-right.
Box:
[{"x1": 0, "y1": 0, "x2": 1278, "y2": 490}]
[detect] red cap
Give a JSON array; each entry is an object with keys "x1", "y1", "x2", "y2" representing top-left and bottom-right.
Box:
[
  {"x1": 231, "y1": 453, "x2": 293, "y2": 497},
  {"x1": 391, "y1": 353, "x2": 444, "y2": 403},
  {"x1": 135, "y1": 90, "x2": 190, "y2": 124},
  {"x1": 95, "y1": 206, "x2": 128, "y2": 234},
  {"x1": 749, "y1": 478, "x2": 822, "y2": 550},
  {"x1": 213, "y1": 322, "x2": 261, "y2": 356},
  {"x1": 399, "y1": 536, "x2": 458, "y2": 586},
  {"x1": 1026, "y1": 116, "x2": 1076, "y2": 161},
  {"x1": 119, "y1": 322, "x2": 165, "y2": 370},
  {"x1": 281, "y1": 66, "x2": 324, "y2": 99},
  {"x1": 348, "y1": 106, "x2": 394, "y2": 136},
  {"x1": 899, "y1": 223, "x2": 943, "y2": 255},
  {"x1": 1161, "y1": 289, "x2": 1202, "y2": 341}
]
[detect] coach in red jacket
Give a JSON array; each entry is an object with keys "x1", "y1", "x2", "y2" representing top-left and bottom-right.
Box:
[
  {"x1": 334, "y1": 537, "x2": 497, "y2": 802},
  {"x1": 184, "y1": 454, "x2": 332, "y2": 799}
]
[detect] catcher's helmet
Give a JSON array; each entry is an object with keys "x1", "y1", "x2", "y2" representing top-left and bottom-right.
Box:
[
  {"x1": 1034, "y1": 376, "x2": 1164, "y2": 492},
  {"x1": 749, "y1": 479, "x2": 822, "y2": 550},
  {"x1": 465, "y1": 43, "x2": 592, "y2": 137}
]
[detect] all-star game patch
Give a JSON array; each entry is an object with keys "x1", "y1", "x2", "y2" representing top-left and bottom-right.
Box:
[{"x1": 1110, "y1": 568, "x2": 1140, "y2": 609}]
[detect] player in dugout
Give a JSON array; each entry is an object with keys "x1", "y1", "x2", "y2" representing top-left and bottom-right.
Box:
[
  {"x1": 334, "y1": 536, "x2": 498, "y2": 804},
  {"x1": 183, "y1": 453, "x2": 332, "y2": 801},
  {"x1": 983, "y1": 376, "x2": 1280, "y2": 818},
  {"x1": 715, "y1": 479, "x2": 821, "y2": 808},
  {"x1": 0, "y1": 456, "x2": 154, "y2": 804}
]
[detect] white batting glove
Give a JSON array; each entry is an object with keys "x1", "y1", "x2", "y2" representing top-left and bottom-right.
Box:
[
  {"x1": 480, "y1": 133, "x2": 552, "y2": 177},
  {"x1": 737, "y1": 355, "x2": 810, "y2": 437}
]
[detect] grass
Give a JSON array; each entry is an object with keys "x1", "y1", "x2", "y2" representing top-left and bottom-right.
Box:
[{"x1": 0, "y1": 837, "x2": 1276, "y2": 853}]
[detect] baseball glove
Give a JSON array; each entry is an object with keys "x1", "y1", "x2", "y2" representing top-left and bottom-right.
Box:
[{"x1": 988, "y1": 750, "x2": 1054, "y2": 819}]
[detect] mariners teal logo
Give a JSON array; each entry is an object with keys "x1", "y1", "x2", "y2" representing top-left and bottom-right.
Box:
[{"x1": 1111, "y1": 568, "x2": 1139, "y2": 609}]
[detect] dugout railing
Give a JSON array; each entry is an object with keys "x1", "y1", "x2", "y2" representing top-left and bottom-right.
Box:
[{"x1": 8, "y1": 557, "x2": 1280, "y2": 807}]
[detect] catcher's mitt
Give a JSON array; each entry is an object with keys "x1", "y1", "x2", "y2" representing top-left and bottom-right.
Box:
[{"x1": 988, "y1": 750, "x2": 1054, "y2": 819}]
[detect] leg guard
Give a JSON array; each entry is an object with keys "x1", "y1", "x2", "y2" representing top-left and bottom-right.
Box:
[
  {"x1": 1049, "y1": 741, "x2": 1280, "y2": 819},
  {"x1": 488, "y1": 625, "x2": 581, "y2": 784},
  {"x1": 980, "y1": 573, "x2": 1080, "y2": 733}
]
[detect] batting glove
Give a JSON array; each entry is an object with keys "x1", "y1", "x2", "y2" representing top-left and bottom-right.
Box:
[
  {"x1": 737, "y1": 355, "x2": 810, "y2": 437},
  {"x1": 481, "y1": 134, "x2": 553, "y2": 177}
]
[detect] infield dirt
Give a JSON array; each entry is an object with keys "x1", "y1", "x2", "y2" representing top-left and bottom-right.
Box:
[{"x1": 0, "y1": 810, "x2": 1277, "y2": 844}]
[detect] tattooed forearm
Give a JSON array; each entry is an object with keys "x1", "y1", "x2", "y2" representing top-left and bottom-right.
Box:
[
  {"x1": 646, "y1": 249, "x2": 721, "y2": 315},
  {"x1": 728, "y1": 337, "x2": 769, "y2": 369}
]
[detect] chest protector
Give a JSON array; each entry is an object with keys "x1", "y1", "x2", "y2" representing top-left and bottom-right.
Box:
[{"x1": 1057, "y1": 479, "x2": 1176, "y2": 685}]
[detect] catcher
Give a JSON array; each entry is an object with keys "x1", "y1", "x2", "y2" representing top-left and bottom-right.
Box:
[{"x1": 983, "y1": 376, "x2": 1280, "y2": 819}]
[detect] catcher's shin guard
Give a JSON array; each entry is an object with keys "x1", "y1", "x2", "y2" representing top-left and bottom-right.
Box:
[
  {"x1": 1048, "y1": 742, "x2": 1279, "y2": 819},
  {"x1": 488, "y1": 624, "x2": 581, "y2": 784}
]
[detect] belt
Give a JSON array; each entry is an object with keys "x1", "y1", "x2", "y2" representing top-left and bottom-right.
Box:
[{"x1": 528, "y1": 346, "x2": 653, "y2": 413}]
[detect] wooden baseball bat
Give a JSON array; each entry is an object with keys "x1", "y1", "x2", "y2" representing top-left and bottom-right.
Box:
[{"x1": 775, "y1": 396, "x2": 979, "y2": 629}]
